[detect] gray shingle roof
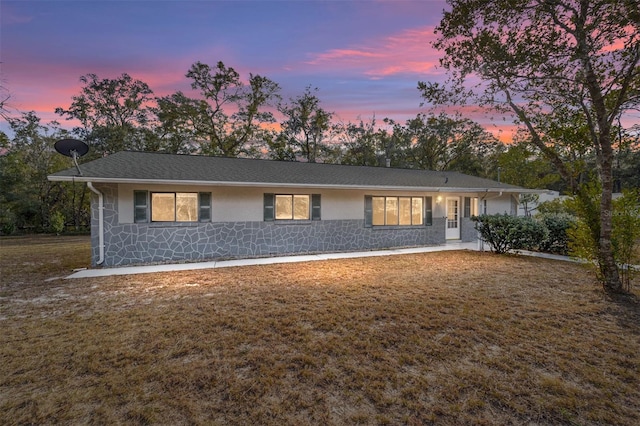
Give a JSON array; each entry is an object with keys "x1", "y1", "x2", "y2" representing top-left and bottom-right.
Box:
[{"x1": 48, "y1": 151, "x2": 529, "y2": 192}]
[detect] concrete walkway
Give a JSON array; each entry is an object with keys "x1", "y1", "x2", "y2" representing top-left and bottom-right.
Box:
[
  {"x1": 65, "y1": 241, "x2": 585, "y2": 279},
  {"x1": 65, "y1": 241, "x2": 480, "y2": 279}
]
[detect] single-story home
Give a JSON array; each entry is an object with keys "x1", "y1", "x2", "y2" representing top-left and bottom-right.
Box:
[{"x1": 48, "y1": 151, "x2": 536, "y2": 267}]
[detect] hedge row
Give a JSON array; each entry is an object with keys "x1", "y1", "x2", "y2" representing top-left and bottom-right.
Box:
[{"x1": 472, "y1": 213, "x2": 575, "y2": 255}]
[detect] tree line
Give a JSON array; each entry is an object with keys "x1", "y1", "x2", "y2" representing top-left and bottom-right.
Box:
[
  {"x1": 46, "y1": 62, "x2": 506, "y2": 169},
  {"x1": 0, "y1": 58, "x2": 638, "y2": 236},
  {"x1": 0, "y1": 62, "x2": 508, "y2": 234}
]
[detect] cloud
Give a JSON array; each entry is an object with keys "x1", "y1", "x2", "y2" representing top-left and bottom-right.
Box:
[
  {"x1": 305, "y1": 26, "x2": 442, "y2": 79},
  {"x1": 311, "y1": 49, "x2": 385, "y2": 62}
]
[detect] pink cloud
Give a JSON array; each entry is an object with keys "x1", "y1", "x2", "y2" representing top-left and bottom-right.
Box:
[
  {"x1": 305, "y1": 26, "x2": 442, "y2": 78},
  {"x1": 311, "y1": 49, "x2": 385, "y2": 62}
]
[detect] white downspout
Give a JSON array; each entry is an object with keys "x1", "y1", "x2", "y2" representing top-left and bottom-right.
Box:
[{"x1": 86, "y1": 182, "x2": 105, "y2": 265}]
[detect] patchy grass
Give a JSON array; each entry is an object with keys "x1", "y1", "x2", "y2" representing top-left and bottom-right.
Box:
[
  {"x1": 0, "y1": 234, "x2": 91, "y2": 284},
  {"x1": 1, "y1": 235, "x2": 639, "y2": 425}
]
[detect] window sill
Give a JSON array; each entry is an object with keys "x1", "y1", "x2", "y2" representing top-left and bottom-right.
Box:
[
  {"x1": 371, "y1": 225, "x2": 429, "y2": 230},
  {"x1": 271, "y1": 220, "x2": 317, "y2": 225},
  {"x1": 146, "y1": 222, "x2": 204, "y2": 228}
]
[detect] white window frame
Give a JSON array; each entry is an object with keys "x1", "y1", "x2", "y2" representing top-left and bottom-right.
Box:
[
  {"x1": 372, "y1": 196, "x2": 423, "y2": 226},
  {"x1": 275, "y1": 194, "x2": 310, "y2": 221}
]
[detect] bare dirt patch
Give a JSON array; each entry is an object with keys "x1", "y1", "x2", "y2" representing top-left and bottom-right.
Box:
[{"x1": 1, "y1": 235, "x2": 639, "y2": 425}]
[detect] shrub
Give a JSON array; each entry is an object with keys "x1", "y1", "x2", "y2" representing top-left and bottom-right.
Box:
[
  {"x1": 0, "y1": 209, "x2": 16, "y2": 235},
  {"x1": 611, "y1": 190, "x2": 640, "y2": 290},
  {"x1": 473, "y1": 214, "x2": 547, "y2": 254},
  {"x1": 48, "y1": 211, "x2": 65, "y2": 235},
  {"x1": 567, "y1": 183, "x2": 640, "y2": 291},
  {"x1": 537, "y1": 198, "x2": 573, "y2": 215},
  {"x1": 536, "y1": 213, "x2": 576, "y2": 255}
]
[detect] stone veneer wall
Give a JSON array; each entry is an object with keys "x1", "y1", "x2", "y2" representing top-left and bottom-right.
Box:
[
  {"x1": 91, "y1": 184, "x2": 450, "y2": 267},
  {"x1": 460, "y1": 217, "x2": 478, "y2": 242}
]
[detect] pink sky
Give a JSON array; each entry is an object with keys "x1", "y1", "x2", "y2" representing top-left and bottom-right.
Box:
[
  {"x1": 2, "y1": 1, "x2": 636, "y2": 143},
  {"x1": 2, "y1": 1, "x2": 515, "y2": 138}
]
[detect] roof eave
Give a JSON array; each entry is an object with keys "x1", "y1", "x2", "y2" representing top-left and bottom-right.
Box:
[{"x1": 47, "y1": 175, "x2": 534, "y2": 193}]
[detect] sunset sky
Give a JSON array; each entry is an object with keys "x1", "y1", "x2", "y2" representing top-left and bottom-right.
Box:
[{"x1": 4, "y1": 0, "x2": 632, "y2": 142}]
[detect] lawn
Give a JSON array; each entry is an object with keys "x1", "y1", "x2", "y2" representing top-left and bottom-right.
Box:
[{"x1": 1, "y1": 235, "x2": 639, "y2": 425}]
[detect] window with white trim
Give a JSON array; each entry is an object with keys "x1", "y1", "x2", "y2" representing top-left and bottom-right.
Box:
[
  {"x1": 263, "y1": 193, "x2": 321, "y2": 221},
  {"x1": 276, "y1": 194, "x2": 310, "y2": 220},
  {"x1": 371, "y1": 196, "x2": 423, "y2": 226}
]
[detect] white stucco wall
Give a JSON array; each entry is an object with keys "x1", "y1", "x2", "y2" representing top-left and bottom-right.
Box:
[
  {"x1": 117, "y1": 183, "x2": 515, "y2": 224},
  {"x1": 481, "y1": 193, "x2": 515, "y2": 215}
]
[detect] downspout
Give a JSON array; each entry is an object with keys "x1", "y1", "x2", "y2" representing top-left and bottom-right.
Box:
[{"x1": 86, "y1": 182, "x2": 105, "y2": 265}]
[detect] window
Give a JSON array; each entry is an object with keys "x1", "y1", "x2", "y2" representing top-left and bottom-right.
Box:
[
  {"x1": 134, "y1": 191, "x2": 211, "y2": 223},
  {"x1": 134, "y1": 191, "x2": 148, "y2": 223},
  {"x1": 276, "y1": 194, "x2": 309, "y2": 220},
  {"x1": 464, "y1": 197, "x2": 479, "y2": 218},
  {"x1": 152, "y1": 193, "x2": 197, "y2": 222},
  {"x1": 198, "y1": 193, "x2": 211, "y2": 222},
  {"x1": 369, "y1": 196, "x2": 424, "y2": 226},
  {"x1": 264, "y1": 193, "x2": 321, "y2": 221}
]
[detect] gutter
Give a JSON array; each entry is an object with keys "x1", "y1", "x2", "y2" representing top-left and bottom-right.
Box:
[
  {"x1": 86, "y1": 182, "x2": 105, "y2": 265},
  {"x1": 47, "y1": 175, "x2": 540, "y2": 194}
]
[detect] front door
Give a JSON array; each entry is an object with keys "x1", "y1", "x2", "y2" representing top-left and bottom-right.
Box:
[{"x1": 445, "y1": 197, "x2": 460, "y2": 240}]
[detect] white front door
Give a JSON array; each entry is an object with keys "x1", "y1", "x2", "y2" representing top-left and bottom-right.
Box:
[{"x1": 445, "y1": 197, "x2": 460, "y2": 240}]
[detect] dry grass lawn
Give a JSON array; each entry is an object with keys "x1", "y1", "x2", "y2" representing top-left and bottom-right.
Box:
[{"x1": 1, "y1": 235, "x2": 640, "y2": 425}]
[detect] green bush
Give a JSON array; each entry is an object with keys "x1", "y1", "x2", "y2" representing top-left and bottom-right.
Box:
[
  {"x1": 537, "y1": 198, "x2": 573, "y2": 215},
  {"x1": 473, "y1": 214, "x2": 547, "y2": 254},
  {"x1": 0, "y1": 217, "x2": 16, "y2": 235},
  {"x1": 0, "y1": 210, "x2": 16, "y2": 235},
  {"x1": 611, "y1": 190, "x2": 640, "y2": 290},
  {"x1": 536, "y1": 213, "x2": 576, "y2": 255},
  {"x1": 48, "y1": 211, "x2": 65, "y2": 235},
  {"x1": 567, "y1": 183, "x2": 640, "y2": 291}
]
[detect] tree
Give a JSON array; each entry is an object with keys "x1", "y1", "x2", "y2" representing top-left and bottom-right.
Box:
[
  {"x1": 377, "y1": 118, "x2": 414, "y2": 168},
  {"x1": 567, "y1": 182, "x2": 640, "y2": 291},
  {"x1": 56, "y1": 73, "x2": 155, "y2": 156},
  {"x1": 264, "y1": 131, "x2": 297, "y2": 161},
  {"x1": 335, "y1": 117, "x2": 383, "y2": 167},
  {"x1": 497, "y1": 138, "x2": 566, "y2": 217},
  {"x1": 156, "y1": 61, "x2": 280, "y2": 157},
  {"x1": 0, "y1": 80, "x2": 10, "y2": 121},
  {"x1": 277, "y1": 86, "x2": 333, "y2": 163},
  {"x1": 497, "y1": 140, "x2": 562, "y2": 190},
  {"x1": 421, "y1": 0, "x2": 640, "y2": 293},
  {"x1": 401, "y1": 112, "x2": 502, "y2": 175},
  {"x1": 613, "y1": 125, "x2": 640, "y2": 190},
  {"x1": 0, "y1": 112, "x2": 89, "y2": 233}
]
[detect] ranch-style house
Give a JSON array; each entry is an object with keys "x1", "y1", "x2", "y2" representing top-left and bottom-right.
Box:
[{"x1": 48, "y1": 151, "x2": 535, "y2": 267}]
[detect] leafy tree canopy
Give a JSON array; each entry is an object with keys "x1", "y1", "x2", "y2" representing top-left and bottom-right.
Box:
[
  {"x1": 420, "y1": 0, "x2": 640, "y2": 292},
  {"x1": 55, "y1": 73, "x2": 155, "y2": 156},
  {"x1": 156, "y1": 61, "x2": 281, "y2": 157},
  {"x1": 277, "y1": 86, "x2": 333, "y2": 163}
]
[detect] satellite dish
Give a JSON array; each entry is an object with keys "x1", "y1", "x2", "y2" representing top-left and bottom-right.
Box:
[
  {"x1": 54, "y1": 139, "x2": 89, "y2": 176},
  {"x1": 55, "y1": 139, "x2": 89, "y2": 158}
]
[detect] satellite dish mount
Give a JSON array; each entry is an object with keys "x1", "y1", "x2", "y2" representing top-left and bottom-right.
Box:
[{"x1": 54, "y1": 139, "x2": 89, "y2": 176}]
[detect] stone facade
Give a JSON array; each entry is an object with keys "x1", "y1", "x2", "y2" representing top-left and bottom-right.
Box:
[
  {"x1": 91, "y1": 184, "x2": 476, "y2": 267},
  {"x1": 460, "y1": 217, "x2": 478, "y2": 242}
]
